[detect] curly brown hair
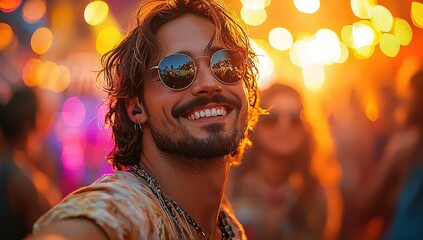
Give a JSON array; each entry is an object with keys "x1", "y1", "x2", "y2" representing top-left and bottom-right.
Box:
[{"x1": 99, "y1": 0, "x2": 261, "y2": 170}]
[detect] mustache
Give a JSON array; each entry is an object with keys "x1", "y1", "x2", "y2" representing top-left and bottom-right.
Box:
[{"x1": 172, "y1": 94, "x2": 242, "y2": 118}]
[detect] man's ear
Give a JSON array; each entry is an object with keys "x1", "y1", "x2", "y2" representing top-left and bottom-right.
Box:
[{"x1": 125, "y1": 97, "x2": 147, "y2": 124}]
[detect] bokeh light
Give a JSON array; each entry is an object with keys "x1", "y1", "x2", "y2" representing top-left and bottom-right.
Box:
[
  {"x1": 341, "y1": 25, "x2": 353, "y2": 48},
  {"x1": 393, "y1": 18, "x2": 412, "y2": 46},
  {"x1": 268, "y1": 27, "x2": 293, "y2": 51},
  {"x1": 95, "y1": 26, "x2": 121, "y2": 55},
  {"x1": 351, "y1": 0, "x2": 376, "y2": 19},
  {"x1": 251, "y1": 39, "x2": 275, "y2": 89},
  {"x1": 369, "y1": 5, "x2": 393, "y2": 32},
  {"x1": 35, "y1": 61, "x2": 71, "y2": 92},
  {"x1": 353, "y1": 45, "x2": 375, "y2": 59},
  {"x1": 240, "y1": 6, "x2": 267, "y2": 26},
  {"x1": 289, "y1": 30, "x2": 341, "y2": 67},
  {"x1": 22, "y1": 58, "x2": 42, "y2": 87},
  {"x1": 61, "y1": 140, "x2": 84, "y2": 178},
  {"x1": 365, "y1": 102, "x2": 379, "y2": 121},
  {"x1": 62, "y1": 96, "x2": 86, "y2": 127},
  {"x1": 0, "y1": 23, "x2": 14, "y2": 50},
  {"x1": 352, "y1": 21, "x2": 375, "y2": 48},
  {"x1": 315, "y1": 29, "x2": 341, "y2": 64},
  {"x1": 31, "y1": 27, "x2": 54, "y2": 55},
  {"x1": 84, "y1": 1, "x2": 109, "y2": 26},
  {"x1": 411, "y1": 2, "x2": 423, "y2": 29},
  {"x1": 379, "y1": 33, "x2": 400, "y2": 57},
  {"x1": 294, "y1": 0, "x2": 320, "y2": 14},
  {"x1": 0, "y1": 0, "x2": 22, "y2": 13},
  {"x1": 22, "y1": 0, "x2": 46, "y2": 24},
  {"x1": 337, "y1": 42, "x2": 349, "y2": 63},
  {"x1": 302, "y1": 64, "x2": 325, "y2": 91},
  {"x1": 241, "y1": 0, "x2": 271, "y2": 10}
]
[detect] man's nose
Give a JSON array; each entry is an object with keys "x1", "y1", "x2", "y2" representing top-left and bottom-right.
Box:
[{"x1": 191, "y1": 58, "x2": 223, "y2": 96}]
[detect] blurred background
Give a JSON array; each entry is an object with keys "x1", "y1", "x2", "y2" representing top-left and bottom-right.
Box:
[{"x1": 1, "y1": 0, "x2": 423, "y2": 239}]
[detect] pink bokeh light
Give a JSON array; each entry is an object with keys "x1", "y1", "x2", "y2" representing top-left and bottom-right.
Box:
[{"x1": 61, "y1": 96, "x2": 86, "y2": 127}]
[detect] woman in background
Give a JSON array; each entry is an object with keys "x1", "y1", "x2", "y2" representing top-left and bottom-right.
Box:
[{"x1": 227, "y1": 83, "x2": 327, "y2": 240}]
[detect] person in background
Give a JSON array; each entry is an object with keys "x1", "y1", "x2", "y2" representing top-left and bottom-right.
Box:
[
  {"x1": 0, "y1": 85, "x2": 50, "y2": 240},
  {"x1": 227, "y1": 83, "x2": 327, "y2": 240},
  {"x1": 32, "y1": 0, "x2": 261, "y2": 239},
  {"x1": 355, "y1": 68, "x2": 423, "y2": 240}
]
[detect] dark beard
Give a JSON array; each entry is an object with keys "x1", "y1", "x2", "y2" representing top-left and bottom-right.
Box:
[{"x1": 150, "y1": 120, "x2": 245, "y2": 167}]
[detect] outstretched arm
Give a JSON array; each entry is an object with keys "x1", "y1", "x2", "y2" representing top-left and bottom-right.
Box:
[{"x1": 31, "y1": 218, "x2": 108, "y2": 240}]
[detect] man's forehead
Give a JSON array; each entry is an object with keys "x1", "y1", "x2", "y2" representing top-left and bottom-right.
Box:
[{"x1": 155, "y1": 14, "x2": 224, "y2": 56}]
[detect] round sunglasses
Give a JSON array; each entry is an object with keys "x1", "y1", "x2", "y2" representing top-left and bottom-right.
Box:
[{"x1": 151, "y1": 49, "x2": 246, "y2": 90}]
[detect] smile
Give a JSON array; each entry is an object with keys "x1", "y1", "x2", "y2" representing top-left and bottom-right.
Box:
[{"x1": 186, "y1": 107, "x2": 228, "y2": 120}]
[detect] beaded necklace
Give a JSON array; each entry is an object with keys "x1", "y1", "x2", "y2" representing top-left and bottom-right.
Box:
[{"x1": 130, "y1": 164, "x2": 236, "y2": 240}]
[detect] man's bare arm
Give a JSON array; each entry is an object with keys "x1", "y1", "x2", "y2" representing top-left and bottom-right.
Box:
[{"x1": 31, "y1": 218, "x2": 108, "y2": 240}]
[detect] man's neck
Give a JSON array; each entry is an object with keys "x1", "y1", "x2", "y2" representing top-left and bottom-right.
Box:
[{"x1": 140, "y1": 137, "x2": 230, "y2": 238}]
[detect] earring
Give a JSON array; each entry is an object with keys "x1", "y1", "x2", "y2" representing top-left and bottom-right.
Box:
[
  {"x1": 134, "y1": 120, "x2": 143, "y2": 131},
  {"x1": 133, "y1": 107, "x2": 142, "y2": 115},
  {"x1": 133, "y1": 98, "x2": 142, "y2": 115}
]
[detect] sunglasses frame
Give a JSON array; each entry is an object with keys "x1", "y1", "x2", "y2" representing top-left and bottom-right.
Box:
[{"x1": 151, "y1": 48, "x2": 246, "y2": 90}]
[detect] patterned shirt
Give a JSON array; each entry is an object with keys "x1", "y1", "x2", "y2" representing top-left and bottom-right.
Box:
[{"x1": 33, "y1": 170, "x2": 246, "y2": 239}]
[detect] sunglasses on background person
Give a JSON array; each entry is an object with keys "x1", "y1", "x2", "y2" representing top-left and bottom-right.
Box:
[
  {"x1": 151, "y1": 49, "x2": 246, "y2": 90},
  {"x1": 259, "y1": 110, "x2": 304, "y2": 126}
]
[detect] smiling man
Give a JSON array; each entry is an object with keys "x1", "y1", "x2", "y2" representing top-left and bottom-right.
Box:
[{"x1": 32, "y1": 0, "x2": 260, "y2": 239}]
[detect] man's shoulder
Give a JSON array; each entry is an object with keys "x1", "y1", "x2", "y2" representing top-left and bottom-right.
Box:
[{"x1": 34, "y1": 171, "x2": 168, "y2": 239}]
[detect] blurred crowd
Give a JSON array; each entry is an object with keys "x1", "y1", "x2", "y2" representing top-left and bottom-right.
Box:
[{"x1": 2, "y1": 60, "x2": 423, "y2": 239}]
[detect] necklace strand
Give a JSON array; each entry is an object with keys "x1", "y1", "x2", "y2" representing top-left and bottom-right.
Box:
[{"x1": 130, "y1": 165, "x2": 236, "y2": 239}]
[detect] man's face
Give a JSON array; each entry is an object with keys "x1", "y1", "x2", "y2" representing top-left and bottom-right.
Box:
[{"x1": 142, "y1": 14, "x2": 249, "y2": 161}]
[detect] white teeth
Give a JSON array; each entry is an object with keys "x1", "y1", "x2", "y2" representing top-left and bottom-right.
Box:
[
  {"x1": 211, "y1": 108, "x2": 217, "y2": 116},
  {"x1": 188, "y1": 107, "x2": 227, "y2": 120},
  {"x1": 205, "y1": 109, "x2": 211, "y2": 117}
]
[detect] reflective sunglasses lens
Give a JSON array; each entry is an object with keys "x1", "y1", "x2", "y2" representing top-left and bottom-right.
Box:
[
  {"x1": 158, "y1": 54, "x2": 195, "y2": 90},
  {"x1": 211, "y1": 50, "x2": 245, "y2": 84}
]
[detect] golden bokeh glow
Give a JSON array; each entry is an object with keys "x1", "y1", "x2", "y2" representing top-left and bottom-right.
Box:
[
  {"x1": 303, "y1": 65, "x2": 325, "y2": 91},
  {"x1": 365, "y1": 103, "x2": 379, "y2": 121},
  {"x1": 341, "y1": 25, "x2": 353, "y2": 48},
  {"x1": 240, "y1": 6, "x2": 267, "y2": 26},
  {"x1": 22, "y1": 0, "x2": 46, "y2": 24},
  {"x1": 0, "y1": 23, "x2": 14, "y2": 50},
  {"x1": 393, "y1": 18, "x2": 412, "y2": 46},
  {"x1": 352, "y1": 22, "x2": 375, "y2": 48},
  {"x1": 84, "y1": 1, "x2": 109, "y2": 26},
  {"x1": 379, "y1": 33, "x2": 400, "y2": 57},
  {"x1": 31, "y1": 27, "x2": 53, "y2": 54},
  {"x1": 250, "y1": 40, "x2": 275, "y2": 89},
  {"x1": 411, "y1": 2, "x2": 423, "y2": 28},
  {"x1": 23, "y1": 58, "x2": 42, "y2": 87},
  {"x1": 96, "y1": 26, "x2": 121, "y2": 55},
  {"x1": 36, "y1": 61, "x2": 71, "y2": 92},
  {"x1": 337, "y1": 42, "x2": 349, "y2": 64},
  {"x1": 294, "y1": 0, "x2": 320, "y2": 14},
  {"x1": 353, "y1": 45, "x2": 375, "y2": 59},
  {"x1": 268, "y1": 27, "x2": 292, "y2": 51},
  {"x1": 241, "y1": 0, "x2": 271, "y2": 10},
  {"x1": 315, "y1": 29, "x2": 341, "y2": 64},
  {"x1": 350, "y1": 0, "x2": 376, "y2": 19},
  {"x1": 369, "y1": 5, "x2": 393, "y2": 32}
]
